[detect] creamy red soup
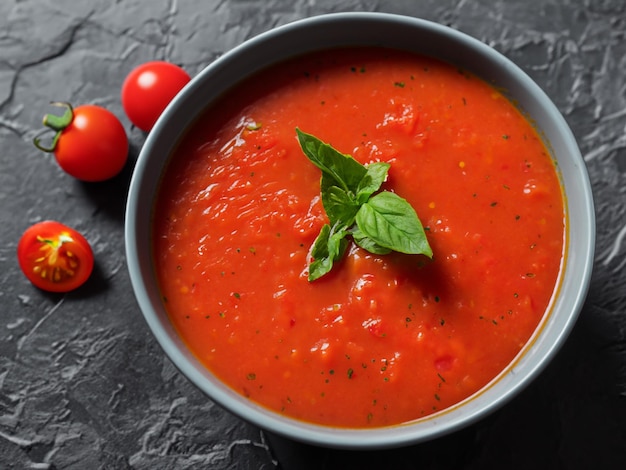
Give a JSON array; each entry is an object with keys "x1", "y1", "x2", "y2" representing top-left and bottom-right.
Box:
[{"x1": 152, "y1": 47, "x2": 564, "y2": 428}]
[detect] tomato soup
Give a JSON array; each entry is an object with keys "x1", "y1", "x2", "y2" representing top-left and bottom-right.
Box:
[{"x1": 152, "y1": 48, "x2": 564, "y2": 428}]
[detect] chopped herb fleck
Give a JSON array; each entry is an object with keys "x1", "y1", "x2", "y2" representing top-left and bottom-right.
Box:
[{"x1": 247, "y1": 373, "x2": 256, "y2": 380}]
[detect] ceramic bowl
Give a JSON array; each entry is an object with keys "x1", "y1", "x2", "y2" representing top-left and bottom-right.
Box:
[{"x1": 125, "y1": 12, "x2": 595, "y2": 449}]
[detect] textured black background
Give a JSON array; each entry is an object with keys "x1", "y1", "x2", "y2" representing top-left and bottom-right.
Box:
[{"x1": 1, "y1": 1, "x2": 625, "y2": 469}]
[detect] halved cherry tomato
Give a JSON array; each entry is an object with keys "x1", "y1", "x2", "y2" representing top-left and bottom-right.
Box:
[
  {"x1": 121, "y1": 61, "x2": 191, "y2": 132},
  {"x1": 17, "y1": 221, "x2": 94, "y2": 293},
  {"x1": 33, "y1": 102, "x2": 128, "y2": 182}
]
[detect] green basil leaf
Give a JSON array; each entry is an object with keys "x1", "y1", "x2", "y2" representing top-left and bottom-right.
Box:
[
  {"x1": 297, "y1": 128, "x2": 366, "y2": 194},
  {"x1": 308, "y1": 223, "x2": 349, "y2": 281},
  {"x1": 351, "y1": 226, "x2": 392, "y2": 255},
  {"x1": 308, "y1": 224, "x2": 333, "y2": 281},
  {"x1": 321, "y1": 177, "x2": 360, "y2": 225},
  {"x1": 297, "y1": 129, "x2": 433, "y2": 281},
  {"x1": 356, "y1": 162, "x2": 390, "y2": 204},
  {"x1": 310, "y1": 224, "x2": 331, "y2": 258},
  {"x1": 355, "y1": 191, "x2": 433, "y2": 257}
]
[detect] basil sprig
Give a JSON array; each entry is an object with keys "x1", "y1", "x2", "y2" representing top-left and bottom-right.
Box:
[{"x1": 296, "y1": 128, "x2": 433, "y2": 281}]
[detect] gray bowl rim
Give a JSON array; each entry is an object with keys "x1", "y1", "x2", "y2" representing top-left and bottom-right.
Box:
[{"x1": 125, "y1": 11, "x2": 595, "y2": 449}]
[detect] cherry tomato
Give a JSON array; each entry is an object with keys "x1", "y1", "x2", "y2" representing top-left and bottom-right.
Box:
[
  {"x1": 34, "y1": 102, "x2": 128, "y2": 182},
  {"x1": 121, "y1": 61, "x2": 191, "y2": 132},
  {"x1": 17, "y1": 221, "x2": 94, "y2": 293}
]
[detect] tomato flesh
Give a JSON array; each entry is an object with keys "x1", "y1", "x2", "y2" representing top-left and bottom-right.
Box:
[{"x1": 17, "y1": 221, "x2": 94, "y2": 293}]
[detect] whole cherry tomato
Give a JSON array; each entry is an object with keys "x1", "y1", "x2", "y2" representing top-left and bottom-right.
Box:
[
  {"x1": 17, "y1": 221, "x2": 94, "y2": 293},
  {"x1": 33, "y1": 102, "x2": 128, "y2": 182},
  {"x1": 121, "y1": 61, "x2": 191, "y2": 132}
]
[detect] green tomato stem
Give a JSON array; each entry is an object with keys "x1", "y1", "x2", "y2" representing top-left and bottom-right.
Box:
[{"x1": 33, "y1": 102, "x2": 74, "y2": 153}]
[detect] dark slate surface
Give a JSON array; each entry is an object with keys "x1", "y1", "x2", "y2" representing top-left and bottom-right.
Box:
[{"x1": 1, "y1": 1, "x2": 625, "y2": 469}]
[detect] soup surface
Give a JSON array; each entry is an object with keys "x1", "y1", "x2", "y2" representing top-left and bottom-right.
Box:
[{"x1": 153, "y1": 47, "x2": 564, "y2": 428}]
